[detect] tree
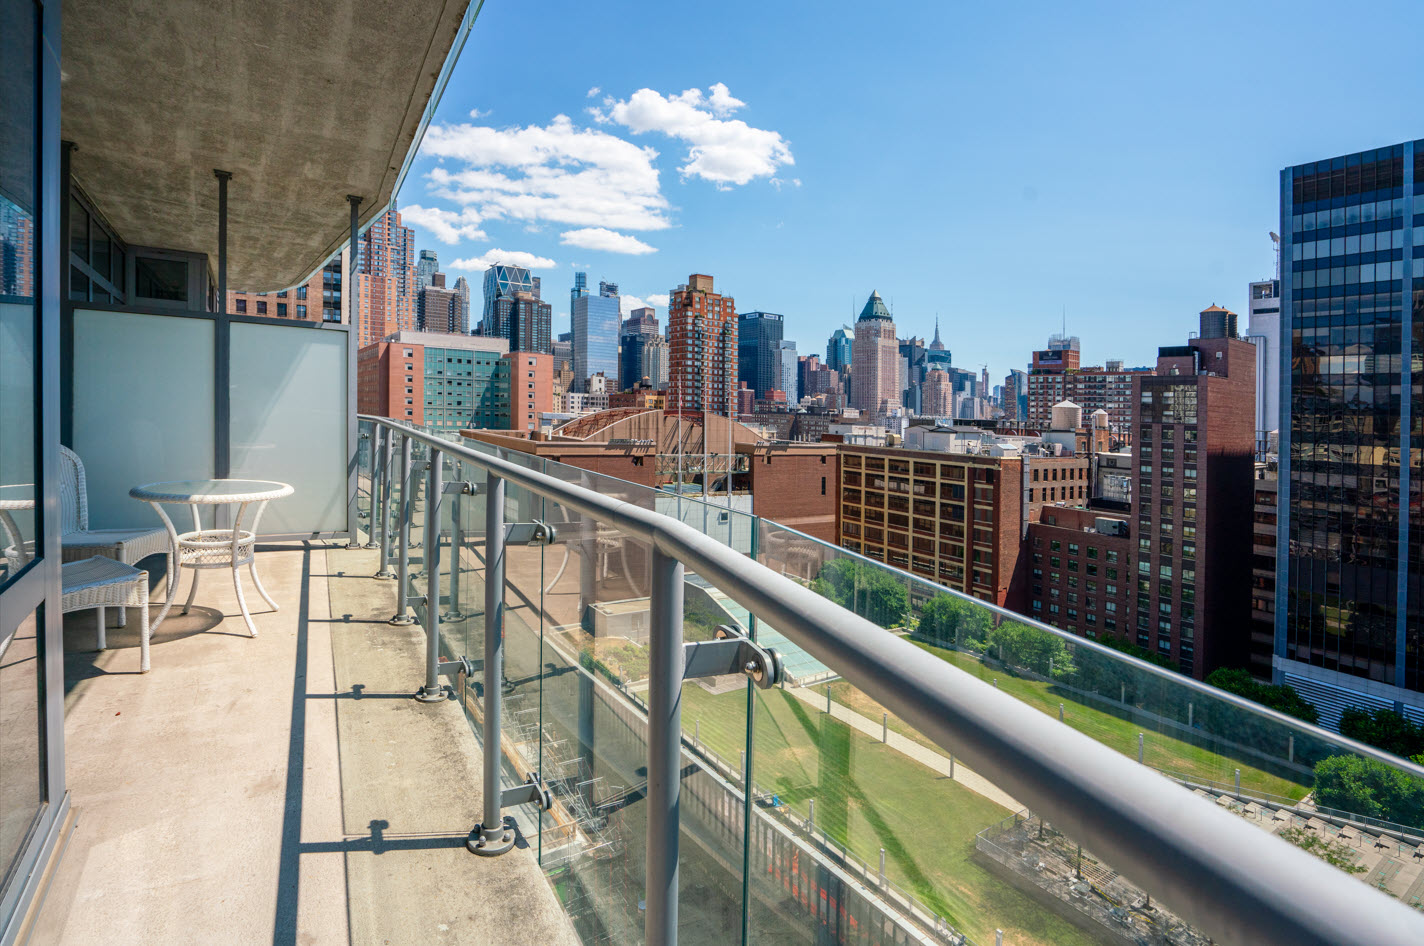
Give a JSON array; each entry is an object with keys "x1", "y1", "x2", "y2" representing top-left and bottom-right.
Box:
[
  {"x1": 810, "y1": 558, "x2": 908, "y2": 629},
  {"x1": 1339, "y1": 708, "x2": 1424, "y2": 760},
  {"x1": 989, "y1": 620, "x2": 1075, "y2": 679},
  {"x1": 1204, "y1": 668, "x2": 1319, "y2": 725},
  {"x1": 1312, "y1": 754, "x2": 1424, "y2": 828},
  {"x1": 916, "y1": 593, "x2": 991, "y2": 648}
]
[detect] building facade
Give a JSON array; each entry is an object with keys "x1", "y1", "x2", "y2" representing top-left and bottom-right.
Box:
[
  {"x1": 1026, "y1": 507, "x2": 1134, "y2": 639},
  {"x1": 668, "y1": 273, "x2": 737, "y2": 414},
  {"x1": 357, "y1": 329, "x2": 511, "y2": 429},
  {"x1": 1247, "y1": 276, "x2": 1281, "y2": 446},
  {"x1": 851, "y1": 292, "x2": 899, "y2": 419},
  {"x1": 1276, "y1": 140, "x2": 1424, "y2": 717},
  {"x1": 620, "y1": 305, "x2": 660, "y2": 391},
  {"x1": 738, "y1": 310, "x2": 784, "y2": 399},
  {"x1": 227, "y1": 251, "x2": 346, "y2": 323},
  {"x1": 416, "y1": 271, "x2": 458, "y2": 333},
  {"x1": 837, "y1": 442, "x2": 1089, "y2": 610},
  {"x1": 777, "y1": 339, "x2": 798, "y2": 404},
  {"x1": 572, "y1": 280, "x2": 620, "y2": 392},
  {"x1": 826, "y1": 325, "x2": 853, "y2": 373},
  {"x1": 354, "y1": 208, "x2": 417, "y2": 346},
  {"x1": 922, "y1": 368, "x2": 953, "y2": 417},
  {"x1": 503, "y1": 350, "x2": 553, "y2": 432},
  {"x1": 480, "y1": 262, "x2": 535, "y2": 336},
  {"x1": 1027, "y1": 342, "x2": 1149, "y2": 433}
]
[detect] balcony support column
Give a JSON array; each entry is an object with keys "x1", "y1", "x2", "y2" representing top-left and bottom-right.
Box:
[
  {"x1": 390, "y1": 435, "x2": 416, "y2": 624},
  {"x1": 414, "y1": 448, "x2": 447, "y2": 703},
  {"x1": 345, "y1": 195, "x2": 363, "y2": 548},
  {"x1": 443, "y1": 476, "x2": 465, "y2": 621},
  {"x1": 470, "y1": 475, "x2": 514, "y2": 855},
  {"x1": 646, "y1": 545, "x2": 684, "y2": 946}
]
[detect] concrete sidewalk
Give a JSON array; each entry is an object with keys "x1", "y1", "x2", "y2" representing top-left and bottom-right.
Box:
[{"x1": 785, "y1": 684, "x2": 1022, "y2": 811}]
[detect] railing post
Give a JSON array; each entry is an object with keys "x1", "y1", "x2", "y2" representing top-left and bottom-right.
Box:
[
  {"x1": 882, "y1": 712, "x2": 888, "y2": 743},
  {"x1": 646, "y1": 545, "x2": 684, "y2": 946},
  {"x1": 1137, "y1": 732, "x2": 1144, "y2": 763},
  {"x1": 414, "y1": 448, "x2": 447, "y2": 703},
  {"x1": 390, "y1": 434, "x2": 416, "y2": 625},
  {"x1": 375, "y1": 426, "x2": 396, "y2": 577},
  {"x1": 443, "y1": 470, "x2": 466, "y2": 621},
  {"x1": 471, "y1": 474, "x2": 515, "y2": 855},
  {"x1": 365, "y1": 424, "x2": 383, "y2": 549}
]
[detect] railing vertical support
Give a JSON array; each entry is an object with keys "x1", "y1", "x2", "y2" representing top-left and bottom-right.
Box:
[
  {"x1": 365, "y1": 424, "x2": 383, "y2": 549},
  {"x1": 646, "y1": 545, "x2": 684, "y2": 946},
  {"x1": 414, "y1": 449, "x2": 447, "y2": 704},
  {"x1": 375, "y1": 431, "x2": 395, "y2": 574},
  {"x1": 470, "y1": 475, "x2": 515, "y2": 855},
  {"x1": 390, "y1": 435, "x2": 415, "y2": 624},
  {"x1": 444, "y1": 473, "x2": 466, "y2": 621}
]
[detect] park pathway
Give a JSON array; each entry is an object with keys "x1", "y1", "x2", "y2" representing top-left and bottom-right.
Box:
[{"x1": 785, "y1": 684, "x2": 1023, "y2": 811}]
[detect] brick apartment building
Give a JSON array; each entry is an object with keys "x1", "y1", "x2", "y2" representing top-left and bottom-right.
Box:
[
  {"x1": 668, "y1": 274, "x2": 736, "y2": 414},
  {"x1": 1130, "y1": 331, "x2": 1256, "y2": 678},
  {"x1": 355, "y1": 209, "x2": 417, "y2": 346},
  {"x1": 357, "y1": 330, "x2": 518, "y2": 430},
  {"x1": 505, "y1": 350, "x2": 554, "y2": 433},
  {"x1": 837, "y1": 443, "x2": 1089, "y2": 610},
  {"x1": 1026, "y1": 345, "x2": 1151, "y2": 433},
  {"x1": 1026, "y1": 506, "x2": 1133, "y2": 638},
  {"x1": 227, "y1": 249, "x2": 346, "y2": 322}
]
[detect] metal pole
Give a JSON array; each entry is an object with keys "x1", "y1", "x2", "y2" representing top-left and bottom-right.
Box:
[
  {"x1": 375, "y1": 426, "x2": 395, "y2": 576},
  {"x1": 415, "y1": 448, "x2": 446, "y2": 703},
  {"x1": 1188, "y1": 702, "x2": 1194, "y2": 728},
  {"x1": 1059, "y1": 703, "x2": 1064, "y2": 721},
  {"x1": 214, "y1": 171, "x2": 230, "y2": 306},
  {"x1": 646, "y1": 546, "x2": 684, "y2": 946},
  {"x1": 826, "y1": 684, "x2": 832, "y2": 714},
  {"x1": 444, "y1": 480, "x2": 465, "y2": 621},
  {"x1": 949, "y1": 754, "x2": 954, "y2": 778},
  {"x1": 882, "y1": 712, "x2": 888, "y2": 743},
  {"x1": 365, "y1": 424, "x2": 383, "y2": 549},
  {"x1": 390, "y1": 435, "x2": 415, "y2": 624},
  {"x1": 1234, "y1": 768, "x2": 1241, "y2": 794},
  {"x1": 1288, "y1": 735, "x2": 1294, "y2": 764},
  {"x1": 345, "y1": 195, "x2": 362, "y2": 548},
  {"x1": 879, "y1": 847, "x2": 886, "y2": 884},
  {"x1": 471, "y1": 475, "x2": 513, "y2": 854}
]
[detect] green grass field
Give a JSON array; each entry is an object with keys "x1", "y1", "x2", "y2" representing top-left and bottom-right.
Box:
[
  {"x1": 680, "y1": 683, "x2": 1103, "y2": 946},
  {"x1": 892, "y1": 641, "x2": 1310, "y2": 801}
]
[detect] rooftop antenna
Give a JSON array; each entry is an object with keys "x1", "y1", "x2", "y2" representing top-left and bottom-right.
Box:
[{"x1": 1269, "y1": 231, "x2": 1281, "y2": 280}]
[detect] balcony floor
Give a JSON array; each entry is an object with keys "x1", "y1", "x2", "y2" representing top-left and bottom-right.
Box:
[{"x1": 32, "y1": 543, "x2": 578, "y2": 946}]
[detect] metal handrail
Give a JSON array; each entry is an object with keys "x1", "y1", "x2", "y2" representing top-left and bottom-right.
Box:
[{"x1": 361, "y1": 415, "x2": 1424, "y2": 946}]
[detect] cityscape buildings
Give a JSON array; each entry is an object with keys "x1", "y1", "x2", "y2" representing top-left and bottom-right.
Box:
[
  {"x1": 826, "y1": 324, "x2": 853, "y2": 373},
  {"x1": 453, "y1": 275, "x2": 471, "y2": 334},
  {"x1": 226, "y1": 251, "x2": 346, "y2": 323},
  {"x1": 1276, "y1": 140, "x2": 1424, "y2": 718},
  {"x1": 572, "y1": 278, "x2": 619, "y2": 392},
  {"x1": 668, "y1": 273, "x2": 737, "y2": 414},
  {"x1": 354, "y1": 208, "x2": 417, "y2": 346},
  {"x1": 415, "y1": 270, "x2": 459, "y2": 333},
  {"x1": 851, "y1": 291, "x2": 899, "y2": 419},
  {"x1": 777, "y1": 339, "x2": 798, "y2": 404},
  {"x1": 619, "y1": 305, "x2": 660, "y2": 391},
  {"x1": 357, "y1": 329, "x2": 510, "y2": 429},
  {"x1": 416, "y1": 248, "x2": 438, "y2": 291},
  {"x1": 737, "y1": 310, "x2": 784, "y2": 398},
  {"x1": 922, "y1": 367, "x2": 953, "y2": 416},
  {"x1": 480, "y1": 262, "x2": 535, "y2": 336},
  {"x1": 1026, "y1": 333, "x2": 1150, "y2": 433},
  {"x1": 1247, "y1": 273, "x2": 1282, "y2": 447}
]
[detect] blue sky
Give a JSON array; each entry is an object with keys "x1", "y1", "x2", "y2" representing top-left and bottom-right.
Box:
[{"x1": 395, "y1": 0, "x2": 1424, "y2": 384}]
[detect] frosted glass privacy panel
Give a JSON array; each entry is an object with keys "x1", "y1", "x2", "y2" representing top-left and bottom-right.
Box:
[
  {"x1": 72, "y1": 309, "x2": 215, "y2": 529},
  {"x1": 229, "y1": 322, "x2": 347, "y2": 535}
]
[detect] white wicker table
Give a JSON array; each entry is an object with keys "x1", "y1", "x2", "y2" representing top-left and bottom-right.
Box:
[
  {"x1": 130, "y1": 479, "x2": 293, "y2": 636},
  {"x1": 0, "y1": 484, "x2": 36, "y2": 574}
]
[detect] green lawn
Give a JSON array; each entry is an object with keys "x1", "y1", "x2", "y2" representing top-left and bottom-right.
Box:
[
  {"x1": 680, "y1": 683, "x2": 1103, "y2": 946},
  {"x1": 900, "y1": 641, "x2": 1310, "y2": 801}
]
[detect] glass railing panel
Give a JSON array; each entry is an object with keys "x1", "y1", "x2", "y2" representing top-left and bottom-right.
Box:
[{"x1": 356, "y1": 419, "x2": 373, "y2": 542}]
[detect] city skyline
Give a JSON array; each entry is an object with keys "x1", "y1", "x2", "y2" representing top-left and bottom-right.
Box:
[{"x1": 387, "y1": 0, "x2": 1424, "y2": 384}]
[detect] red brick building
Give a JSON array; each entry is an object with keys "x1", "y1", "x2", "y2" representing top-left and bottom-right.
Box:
[
  {"x1": 668, "y1": 274, "x2": 736, "y2": 414},
  {"x1": 1026, "y1": 506, "x2": 1133, "y2": 639},
  {"x1": 503, "y1": 350, "x2": 553, "y2": 433},
  {"x1": 227, "y1": 250, "x2": 345, "y2": 322},
  {"x1": 355, "y1": 209, "x2": 416, "y2": 347},
  {"x1": 358, "y1": 336, "x2": 422, "y2": 423}
]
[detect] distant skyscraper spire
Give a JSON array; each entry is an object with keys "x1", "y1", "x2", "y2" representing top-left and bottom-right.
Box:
[{"x1": 930, "y1": 316, "x2": 945, "y2": 352}]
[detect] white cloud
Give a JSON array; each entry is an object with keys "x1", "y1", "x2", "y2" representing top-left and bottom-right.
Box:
[
  {"x1": 647, "y1": 293, "x2": 669, "y2": 308},
  {"x1": 560, "y1": 227, "x2": 657, "y2": 255},
  {"x1": 586, "y1": 86, "x2": 601, "y2": 98},
  {"x1": 620, "y1": 295, "x2": 648, "y2": 315},
  {"x1": 469, "y1": 107, "x2": 490, "y2": 119},
  {"x1": 601, "y1": 84, "x2": 793, "y2": 187},
  {"x1": 449, "y1": 249, "x2": 557, "y2": 272},
  {"x1": 400, "y1": 204, "x2": 487, "y2": 244},
  {"x1": 420, "y1": 114, "x2": 672, "y2": 233}
]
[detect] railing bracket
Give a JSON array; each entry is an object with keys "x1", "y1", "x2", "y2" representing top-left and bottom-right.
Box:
[
  {"x1": 437, "y1": 656, "x2": 475, "y2": 678},
  {"x1": 506, "y1": 520, "x2": 557, "y2": 547},
  {"x1": 683, "y1": 625, "x2": 783, "y2": 689},
  {"x1": 467, "y1": 774, "x2": 550, "y2": 857}
]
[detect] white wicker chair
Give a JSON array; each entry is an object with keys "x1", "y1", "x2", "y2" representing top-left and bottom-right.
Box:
[
  {"x1": 59, "y1": 445, "x2": 172, "y2": 627},
  {"x1": 61, "y1": 556, "x2": 151, "y2": 672}
]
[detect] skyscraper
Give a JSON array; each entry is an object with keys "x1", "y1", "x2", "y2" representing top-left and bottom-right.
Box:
[
  {"x1": 416, "y1": 271, "x2": 458, "y2": 333},
  {"x1": 480, "y1": 262, "x2": 534, "y2": 335},
  {"x1": 1003, "y1": 368, "x2": 1027, "y2": 424},
  {"x1": 641, "y1": 334, "x2": 669, "y2": 391},
  {"x1": 355, "y1": 208, "x2": 417, "y2": 346},
  {"x1": 777, "y1": 340, "x2": 799, "y2": 404},
  {"x1": 1247, "y1": 270, "x2": 1281, "y2": 443},
  {"x1": 1276, "y1": 140, "x2": 1424, "y2": 716},
  {"x1": 453, "y1": 276, "x2": 471, "y2": 334},
  {"x1": 738, "y1": 311, "x2": 784, "y2": 398},
  {"x1": 668, "y1": 273, "x2": 736, "y2": 414},
  {"x1": 572, "y1": 279, "x2": 620, "y2": 392},
  {"x1": 922, "y1": 367, "x2": 953, "y2": 417},
  {"x1": 416, "y1": 249, "x2": 438, "y2": 291},
  {"x1": 851, "y1": 291, "x2": 898, "y2": 418},
  {"x1": 826, "y1": 325, "x2": 853, "y2": 373},
  {"x1": 620, "y1": 306, "x2": 660, "y2": 391}
]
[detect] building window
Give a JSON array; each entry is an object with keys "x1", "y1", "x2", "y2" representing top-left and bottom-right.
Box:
[
  {"x1": 234, "y1": 298, "x2": 247, "y2": 313},
  {"x1": 277, "y1": 303, "x2": 287, "y2": 317}
]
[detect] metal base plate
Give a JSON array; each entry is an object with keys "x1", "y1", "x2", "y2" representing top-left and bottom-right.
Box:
[
  {"x1": 374, "y1": 569, "x2": 396, "y2": 580},
  {"x1": 467, "y1": 818, "x2": 517, "y2": 857},
  {"x1": 441, "y1": 610, "x2": 467, "y2": 622},
  {"x1": 413, "y1": 686, "x2": 449, "y2": 703},
  {"x1": 388, "y1": 614, "x2": 417, "y2": 626},
  {"x1": 363, "y1": 542, "x2": 380, "y2": 549}
]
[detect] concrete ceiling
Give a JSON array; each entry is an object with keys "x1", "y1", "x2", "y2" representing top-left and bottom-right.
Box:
[{"x1": 61, "y1": 0, "x2": 472, "y2": 291}]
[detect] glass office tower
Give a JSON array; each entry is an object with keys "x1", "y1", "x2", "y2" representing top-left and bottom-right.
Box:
[
  {"x1": 1277, "y1": 140, "x2": 1424, "y2": 721},
  {"x1": 737, "y1": 311, "x2": 783, "y2": 398},
  {"x1": 572, "y1": 281, "x2": 619, "y2": 393}
]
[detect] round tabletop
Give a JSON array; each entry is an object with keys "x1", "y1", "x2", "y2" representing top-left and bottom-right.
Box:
[
  {"x1": 130, "y1": 479, "x2": 294, "y2": 504},
  {"x1": 0, "y1": 485, "x2": 36, "y2": 511}
]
